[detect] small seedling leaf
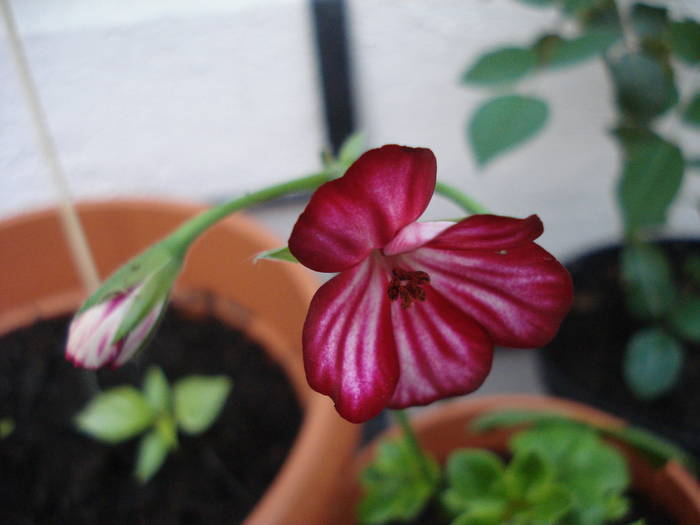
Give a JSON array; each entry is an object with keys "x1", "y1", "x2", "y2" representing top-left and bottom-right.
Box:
[
  {"x1": 75, "y1": 386, "x2": 154, "y2": 444},
  {"x1": 174, "y1": 375, "x2": 232, "y2": 435},
  {"x1": 143, "y1": 366, "x2": 171, "y2": 413},
  {"x1": 135, "y1": 428, "x2": 172, "y2": 483}
]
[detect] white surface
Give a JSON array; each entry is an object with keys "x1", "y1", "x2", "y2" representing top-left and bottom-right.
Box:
[{"x1": 1, "y1": 0, "x2": 699, "y2": 261}]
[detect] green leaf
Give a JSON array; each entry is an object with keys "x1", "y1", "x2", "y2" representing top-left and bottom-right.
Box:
[
  {"x1": 135, "y1": 428, "x2": 172, "y2": 483},
  {"x1": 631, "y1": 3, "x2": 669, "y2": 39},
  {"x1": 562, "y1": 0, "x2": 600, "y2": 15},
  {"x1": 683, "y1": 93, "x2": 700, "y2": 127},
  {"x1": 604, "y1": 425, "x2": 695, "y2": 470},
  {"x1": 624, "y1": 327, "x2": 684, "y2": 399},
  {"x1": 520, "y1": 485, "x2": 573, "y2": 524},
  {"x1": 669, "y1": 20, "x2": 700, "y2": 64},
  {"x1": 609, "y1": 51, "x2": 677, "y2": 122},
  {"x1": 75, "y1": 386, "x2": 154, "y2": 444},
  {"x1": 174, "y1": 375, "x2": 232, "y2": 435},
  {"x1": 445, "y1": 449, "x2": 506, "y2": 501},
  {"x1": 462, "y1": 47, "x2": 538, "y2": 86},
  {"x1": 517, "y1": 0, "x2": 555, "y2": 7},
  {"x1": 0, "y1": 418, "x2": 14, "y2": 438},
  {"x1": 471, "y1": 409, "x2": 566, "y2": 432},
  {"x1": 621, "y1": 243, "x2": 676, "y2": 319},
  {"x1": 253, "y1": 246, "x2": 298, "y2": 264},
  {"x1": 506, "y1": 449, "x2": 553, "y2": 500},
  {"x1": 546, "y1": 30, "x2": 618, "y2": 68},
  {"x1": 469, "y1": 95, "x2": 548, "y2": 166},
  {"x1": 358, "y1": 437, "x2": 440, "y2": 524},
  {"x1": 143, "y1": 366, "x2": 171, "y2": 413},
  {"x1": 667, "y1": 295, "x2": 700, "y2": 342},
  {"x1": 685, "y1": 255, "x2": 700, "y2": 285},
  {"x1": 617, "y1": 135, "x2": 684, "y2": 234}
]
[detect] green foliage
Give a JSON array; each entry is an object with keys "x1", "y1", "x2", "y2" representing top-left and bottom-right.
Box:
[
  {"x1": 358, "y1": 436, "x2": 440, "y2": 524},
  {"x1": 174, "y1": 375, "x2": 232, "y2": 435},
  {"x1": 624, "y1": 327, "x2": 684, "y2": 400},
  {"x1": 75, "y1": 367, "x2": 232, "y2": 483},
  {"x1": 469, "y1": 95, "x2": 548, "y2": 165},
  {"x1": 0, "y1": 418, "x2": 14, "y2": 438},
  {"x1": 462, "y1": 47, "x2": 538, "y2": 86},
  {"x1": 443, "y1": 421, "x2": 629, "y2": 525},
  {"x1": 253, "y1": 246, "x2": 299, "y2": 264},
  {"x1": 682, "y1": 93, "x2": 700, "y2": 127},
  {"x1": 621, "y1": 243, "x2": 676, "y2": 319},
  {"x1": 617, "y1": 135, "x2": 684, "y2": 235},
  {"x1": 669, "y1": 20, "x2": 700, "y2": 64},
  {"x1": 630, "y1": 3, "x2": 668, "y2": 39},
  {"x1": 668, "y1": 295, "x2": 700, "y2": 342},
  {"x1": 609, "y1": 51, "x2": 677, "y2": 124},
  {"x1": 545, "y1": 30, "x2": 618, "y2": 68},
  {"x1": 75, "y1": 386, "x2": 154, "y2": 444}
]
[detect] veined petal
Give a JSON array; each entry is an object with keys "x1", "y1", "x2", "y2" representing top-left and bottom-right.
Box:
[
  {"x1": 429, "y1": 214, "x2": 544, "y2": 251},
  {"x1": 289, "y1": 145, "x2": 436, "y2": 272},
  {"x1": 111, "y1": 300, "x2": 166, "y2": 367},
  {"x1": 382, "y1": 221, "x2": 454, "y2": 256},
  {"x1": 388, "y1": 287, "x2": 493, "y2": 409},
  {"x1": 407, "y1": 243, "x2": 573, "y2": 348},
  {"x1": 302, "y1": 255, "x2": 399, "y2": 423}
]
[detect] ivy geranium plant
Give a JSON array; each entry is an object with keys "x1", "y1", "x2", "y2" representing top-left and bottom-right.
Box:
[
  {"x1": 461, "y1": 0, "x2": 700, "y2": 399},
  {"x1": 75, "y1": 366, "x2": 231, "y2": 482},
  {"x1": 360, "y1": 409, "x2": 690, "y2": 525}
]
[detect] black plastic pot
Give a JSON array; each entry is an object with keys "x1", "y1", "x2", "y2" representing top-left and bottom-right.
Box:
[{"x1": 538, "y1": 239, "x2": 700, "y2": 458}]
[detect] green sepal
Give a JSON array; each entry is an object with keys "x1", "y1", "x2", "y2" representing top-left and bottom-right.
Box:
[
  {"x1": 78, "y1": 241, "x2": 180, "y2": 313},
  {"x1": 112, "y1": 257, "x2": 180, "y2": 343},
  {"x1": 143, "y1": 366, "x2": 172, "y2": 414},
  {"x1": 253, "y1": 246, "x2": 299, "y2": 264},
  {"x1": 624, "y1": 327, "x2": 684, "y2": 400},
  {"x1": 135, "y1": 427, "x2": 173, "y2": 483},
  {"x1": 75, "y1": 386, "x2": 154, "y2": 444},
  {"x1": 357, "y1": 436, "x2": 440, "y2": 525},
  {"x1": 173, "y1": 375, "x2": 232, "y2": 435}
]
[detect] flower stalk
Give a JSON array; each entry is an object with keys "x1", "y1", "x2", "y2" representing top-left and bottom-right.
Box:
[{"x1": 392, "y1": 409, "x2": 434, "y2": 482}]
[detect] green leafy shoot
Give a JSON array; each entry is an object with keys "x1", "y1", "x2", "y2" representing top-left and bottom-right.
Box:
[
  {"x1": 75, "y1": 366, "x2": 232, "y2": 483},
  {"x1": 253, "y1": 246, "x2": 299, "y2": 264},
  {"x1": 443, "y1": 420, "x2": 627, "y2": 525},
  {"x1": 358, "y1": 436, "x2": 440, "y2": 525},
  {"x1": 620, "y1": 242, "x2": 676, "y2": 319},
  {"x1": 469, "y1": 95, "x2": 548, "y2": 166},
  {"x1": 0, "y1": 418, "x2": 14, "y2": 438}
]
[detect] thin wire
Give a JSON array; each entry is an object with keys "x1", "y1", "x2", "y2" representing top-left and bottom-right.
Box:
[{"x1": 0, "y1": 0, "x2": 100, "y2": 293}]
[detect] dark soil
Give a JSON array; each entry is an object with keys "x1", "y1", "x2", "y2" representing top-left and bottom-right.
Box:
[
  {"x1": 0, "y1": 306, "x2": 302, "y2": 524},
  {"x1": 539, "y1": 240, "x2": 700, "y2": 458}
]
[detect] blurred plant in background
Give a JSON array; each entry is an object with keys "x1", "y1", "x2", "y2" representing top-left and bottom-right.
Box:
[{"x1": 462, "y1": 0, "x2": 700, "y2": 400}]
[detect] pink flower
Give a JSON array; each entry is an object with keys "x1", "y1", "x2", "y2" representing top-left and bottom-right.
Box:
[
  {"x1": 289, "y1": 145, "x2": 573, "y2": 423},
  {"x1": 66, "y1": 283, "x2": 165, "y2": 369}
]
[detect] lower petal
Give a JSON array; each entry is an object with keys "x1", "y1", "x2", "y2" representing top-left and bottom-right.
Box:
[
  {"x1": 388, "y1": 287, "x2": 493, "y2": 409},
  {"x1": 302, "y1": 255, "x2": 399, "y2": 423}
]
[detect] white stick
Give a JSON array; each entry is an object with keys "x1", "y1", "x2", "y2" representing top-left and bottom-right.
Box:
[{"x1": 0, "y1": 0, "x2": 100, "y2": 293}]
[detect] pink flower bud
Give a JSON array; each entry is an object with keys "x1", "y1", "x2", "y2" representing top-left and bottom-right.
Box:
[{"x1": 66, "y1": 284, "x2": 165, "y2": 369}]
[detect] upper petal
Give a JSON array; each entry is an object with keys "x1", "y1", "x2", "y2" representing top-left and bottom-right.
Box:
[
  {"x1": 382, "y1": 221, "x2": 454, "y2": 256},
  {"x1": 388, "y1": 286, "x2": 493, "y2": 409},
  {"x1": 408, "y1": 215, "x2": 572, "y2": 348},
  {"x1": 289, "y1": 145, "x2": 437, "y2": 272},
  {"x1": 302, "y1": 255, "x2": 399, "y2": 423},
  {"x1": 429, "y1": 214, "x2": 544, "y2": 251}
]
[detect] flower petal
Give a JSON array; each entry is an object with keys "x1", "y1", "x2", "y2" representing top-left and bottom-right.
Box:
[
  {"x1": 289, "y1": 145, "x2": 436, "y2": 272},
  {"x1": 408, "y1": 240, "x2": 573, "y2": 348},
  {"x1": 388, "y1": 286, "x2": 493, "y2": 409},
  {"x1": 302, "y1": 255, "x2": 399, "y2": 423},
  {"x1": 429, "y1": 214, "x2": 544, "y2": 251},
  {"x1": 382, "y1": 221, "x2": 454, "y2": 256}
]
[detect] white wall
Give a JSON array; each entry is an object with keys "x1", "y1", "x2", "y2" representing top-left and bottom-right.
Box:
[{"x1": 1, "y1": 0, "x2": 698, "y2": 259}]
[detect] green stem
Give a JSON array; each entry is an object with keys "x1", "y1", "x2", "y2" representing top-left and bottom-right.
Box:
[
  {"x1": 165, "y1": 172, "x2": 331, "y2": 253},
  {"x1": 392, "y1": 409, "x2": 433, "y2": 480},
  {"x1": 435, "y1": 181, "x2": 489, "y2": 215}
]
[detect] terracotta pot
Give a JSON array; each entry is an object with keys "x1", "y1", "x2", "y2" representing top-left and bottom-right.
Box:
[
  {"x1": 0, "y1": 199, "x2": 359, "y2": 524},
  {"x1": 334, "y1": 395, "x2": 700, "y2": 525}
]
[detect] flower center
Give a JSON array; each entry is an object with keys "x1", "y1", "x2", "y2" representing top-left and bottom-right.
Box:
[{"x1": 387, "y1": 268, "x2": 430, "y2": 309}]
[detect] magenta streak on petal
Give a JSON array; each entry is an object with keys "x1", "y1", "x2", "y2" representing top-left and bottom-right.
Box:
[
  {"x1": 388, "y1": 284, "x2": 492, "y2": 408},
  {"x1": 410, "y1": 245, "x2": 572, "y2": 348},
  {"x1": 103, "y1": 290, "x2": 132, "y2": 317},
  {"x1": 302, "y1": 254, "x2": 399, "y2": 423}
]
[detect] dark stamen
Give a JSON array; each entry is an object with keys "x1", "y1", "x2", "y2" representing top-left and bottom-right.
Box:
[{"x1": 387, "y1": 268, "x2": 431, "y2": 309}]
